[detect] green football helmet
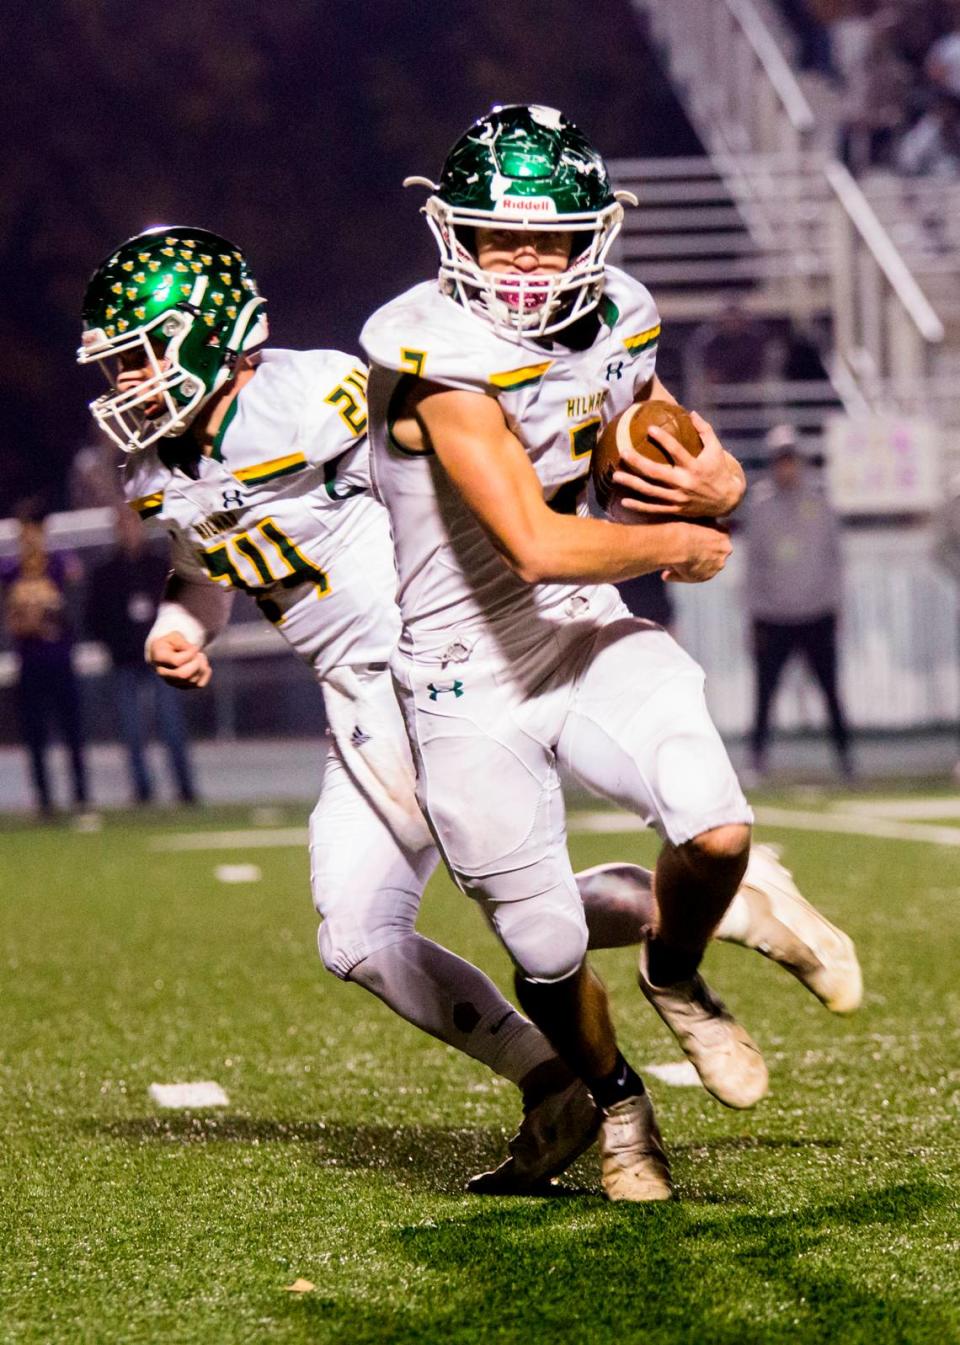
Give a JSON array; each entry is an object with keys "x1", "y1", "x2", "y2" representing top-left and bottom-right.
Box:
[
  {"x1": 405, "y1": 104, "x2": 636, "y2": 340},
  {"x1": 78, "y1": 226, "x2": 268, "y2": 453}
]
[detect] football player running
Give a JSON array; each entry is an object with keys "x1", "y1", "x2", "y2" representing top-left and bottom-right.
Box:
[
  {"x1": 362, "y1": 105, "x2": 860, "y2": 1201},
  {"x1": 80, "y1": 223, "x2": 859, "y2": 1200}
]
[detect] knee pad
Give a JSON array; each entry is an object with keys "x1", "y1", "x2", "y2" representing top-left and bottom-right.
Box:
[
  {"x1": 317, "y1": 885, "x2": 420, "y2": 980},
  {"x1": 466, "y1": 866, "x2": 588, "y2": 983}
]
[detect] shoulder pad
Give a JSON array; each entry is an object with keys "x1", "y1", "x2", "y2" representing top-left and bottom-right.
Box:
[
  {"x1": 362, "y1": 283, "x2": 527, "y2": 395},
  {"x1": 300, "y1": 350, "x2": 369, "y2": 460},
  {"x1": 601, "y1": 266, "x2": 661, "y2": 359},
  {"x1": 251, "y1": 348, "x2": 369, "y2": 467}
]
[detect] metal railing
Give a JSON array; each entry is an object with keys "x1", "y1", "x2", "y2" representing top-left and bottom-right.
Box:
[
  {"x1": 825, "y1": 161, "x2": 945, "y2": 392},
  {"x1": 626, "y1": 0, "x2": 949, "y2": 401},
  {"x1": 634, "y1": 0, "x2": 815, "y2": 162},
  {"x1": 610, "y1": 152, "x2": 834, "y2": 320}
]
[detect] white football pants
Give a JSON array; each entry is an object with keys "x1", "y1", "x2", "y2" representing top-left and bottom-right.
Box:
[{"x1": 392, "y1": 590, "x2": 752, "y2": 982}]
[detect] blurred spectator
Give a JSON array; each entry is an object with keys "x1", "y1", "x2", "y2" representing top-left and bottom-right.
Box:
[
  {"x1": 85, "y1": 507, "x2": 198, "y2": 805},
  {"x1": 927, "y1": 27, "x2": 960, "y2": 94},
  {"x1": 694, "y1": 304, "x2": 769, "y2": 386},
  {"x1": 69, "y1": 438, "x2": 121, "y2": 511},
  {"x1": 744, "y1": 427, "x2": 852, "y2": 778},
  {"x1": 895, "y1": 92, "x2": 960, "y2": 175},
  {"x1": 777, "y1": 0, "x2": 837, "y2": 75},
  {"x1": 838, "y1": 5, "x2": 916, "y2": 170},
  {"x1": 829, "y1": 0, "x2": 960, "y2": 172},
  {"x1": 780, "y1": 319, "x2": 830, "y2": 381},
  {"x1": 0, "y1": 507, "x2": 89, "y2": 815}
]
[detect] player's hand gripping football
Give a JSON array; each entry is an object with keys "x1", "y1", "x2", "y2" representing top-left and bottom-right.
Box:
[
  {"x1": 661, "y1": 521, "x2": 732, "y2": 584},
  {"x1": 612, "y1": 412, "x2": 744, "y2": 518},
  {"x1": 147, "y1": 632, "x2": 212, "y2": 689}
]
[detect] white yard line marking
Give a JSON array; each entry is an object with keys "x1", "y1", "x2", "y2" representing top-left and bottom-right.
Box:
[
  {"x1": 644, "y1": 1061, "x2": 702, "y2": 1088},
  {"x1": 149, "y1": 1081, "x2": 229, "y2": 1108},
  {"x1": 150, "y1": 827, "x2": 308, "y2": 852},
  {"x1": 149, "y1": 806, "x2": 960, "y2": 854},
  {"x1": 754, "y1": 806, "x2": 960, "y2": 847},
  {"x1": 571, "y1": 808, "x2": 960, "y2": 847},
  {"x1": 214, "y1": 863, "x2": 262, "y2": 883},
  {"x1": 831, "y1": 796, "x2": 960, "y2": 821}
]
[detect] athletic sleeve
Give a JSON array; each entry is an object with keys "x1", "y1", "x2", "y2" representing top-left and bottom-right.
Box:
[
  {"x1": 145, "y1": 531, "x2": 234, "y2": 653},
  {"x1": 600, "y1": 268, "x2": 662, "y2": 400},
  {"x1": 122, "y1": 450, "x2": 168, "y2": 523}
]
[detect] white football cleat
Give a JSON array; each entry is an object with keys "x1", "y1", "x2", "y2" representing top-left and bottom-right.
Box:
[
  {"x1": 600, "y1": 1092, "x2": 674, "y2": 1202},
  {"x1": 466, "y1": 1079, "x2": 601, "y2": 1195},
  {"x1": 639, "y1": 944, "x2": 769, "y2": 1109},
  {"x1": 721, "y1": 844, "x2": 863, "y2": 1014}
]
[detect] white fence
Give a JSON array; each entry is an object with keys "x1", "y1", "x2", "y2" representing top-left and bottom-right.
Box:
[
  {"x1": 676, "y1": 526, "x2": 959, "y2": 735},
  {"x1": 1, "y1": 510, "x2": 957, "y2": 735},
  {"x1": 630, "y1": 0, "x2": 947, "y2": 397}
]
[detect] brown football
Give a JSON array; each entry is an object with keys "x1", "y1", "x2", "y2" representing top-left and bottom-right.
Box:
[{"x1": 591, "y1": 400, "x2": 703, "y2": 524}]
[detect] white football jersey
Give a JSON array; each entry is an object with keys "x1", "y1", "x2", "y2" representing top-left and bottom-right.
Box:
[
  {"x1": 123, "y1": 348, "x2": 400, "y2": 676},
  {"x1": 361, "y1": 266, "x2": 660, "y2": 653}
]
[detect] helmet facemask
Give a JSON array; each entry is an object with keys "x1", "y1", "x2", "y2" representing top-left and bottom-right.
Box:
[{"x1": 424, "y1": 197, "x2": 624, "y2": 340}]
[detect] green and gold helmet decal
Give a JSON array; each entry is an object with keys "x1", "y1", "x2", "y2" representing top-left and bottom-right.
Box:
[
  {"x1": 78, "y1": 226, "x2": 267, "y2": 454},
  {"x1": 404, "y1": 106, "x2": 636, "y2": 341}
]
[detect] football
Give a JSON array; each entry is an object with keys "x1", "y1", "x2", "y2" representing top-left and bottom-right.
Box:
[{"x1": 591, "y1": 399, "x2": 703, "y2": 524}]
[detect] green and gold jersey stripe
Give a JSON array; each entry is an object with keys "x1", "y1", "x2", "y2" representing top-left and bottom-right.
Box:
[
  {"x1": 130, "y1": 492, "x2": 164, "y2": 519},
  {"x1": 233, "y1": 452, "x2": 308, "y2": 485},
  {"x1": 211, "y1": 395, "x2": 239, "y2": 462},
  {"x1": 489, "y1": 360, "x2": 554, "y2": 392},
  {"x1": 623, "y1": 323, "x2": 661, "y2": 356}
]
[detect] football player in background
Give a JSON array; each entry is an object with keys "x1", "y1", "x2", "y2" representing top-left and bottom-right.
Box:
[
  {"x1": 362, "y1": 105, "x2": 860, "y2": 1200},
  {"x1": 79, "y1": 225, "x2": 859, "y2": 1199}
]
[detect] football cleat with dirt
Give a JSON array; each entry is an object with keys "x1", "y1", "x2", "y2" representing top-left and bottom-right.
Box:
[
  {"x1": 720, "y1": 843, "x2": 863, "y2": 1014},
  {"x1": 466, "y1": 1079, "x2": 601, "y2": 1195},
  {"x1": 600, "y1": 1092, "x2": 674, "y2": 1202},
  {"x1": 639, "y1": 944, "x2": 768, "y2": 1109}
]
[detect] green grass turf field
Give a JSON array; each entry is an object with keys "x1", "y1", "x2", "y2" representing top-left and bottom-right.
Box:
[{"x1": 2, "y1": 797, "x2": 959, "y2": 1344}]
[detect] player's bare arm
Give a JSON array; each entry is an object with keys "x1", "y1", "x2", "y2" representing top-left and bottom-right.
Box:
[
  {"x1": 613, "y1": 377, "x2": 746, "y2": 517},
  {"x1": 399, "y1": 382, "x2": 731, "y2": 585}
]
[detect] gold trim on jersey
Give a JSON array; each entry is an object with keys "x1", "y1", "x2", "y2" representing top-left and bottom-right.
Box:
[
  {"x1": 568, "y1": 416, "x2": 602, "y2": 460},
  {"x1": 130, "y1": 491, "x2": 164, "y2": 519},
  {"x1": 489, "y1": 360, "x2": 554, "y2": 392},
  {"x1": 400, "y1": 349, "x2": 426, "y2": 377},
  {"x1": 623, "y1": 323, "x2": 661, "y2": 355},
  {"x1": 232, "y1": 451, "x2": 308, "y2": 485}
]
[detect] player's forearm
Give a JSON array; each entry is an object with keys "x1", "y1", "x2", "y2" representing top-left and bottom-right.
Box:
[
  {"x1": 146, "y1": 574, "x2": 234, "y2": 655},
  {"x1": 500, "y1": 512, "x2": 694, "y2": 585},
  {"x1": 723, "y1": 453, "x2": 747, "y2": 512}
]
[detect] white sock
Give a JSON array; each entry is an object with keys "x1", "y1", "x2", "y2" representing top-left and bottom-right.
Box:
[{"x1": 349, "y1": 933, "x2": 556, "y2": 1086}]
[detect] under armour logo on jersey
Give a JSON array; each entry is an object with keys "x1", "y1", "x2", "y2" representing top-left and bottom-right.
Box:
[
  {"x1": 221, "y1": 488, "x2": 245, "y2": 510},
  {"x1": 350, "y1": 724, "x2": 371, "y2": 748},
  {"x1": 427, "y1": 679, "x2": 464, "y2": 701},
  {"x1": 605, "y1": 360, "x2": 625, "y2": 382}
]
